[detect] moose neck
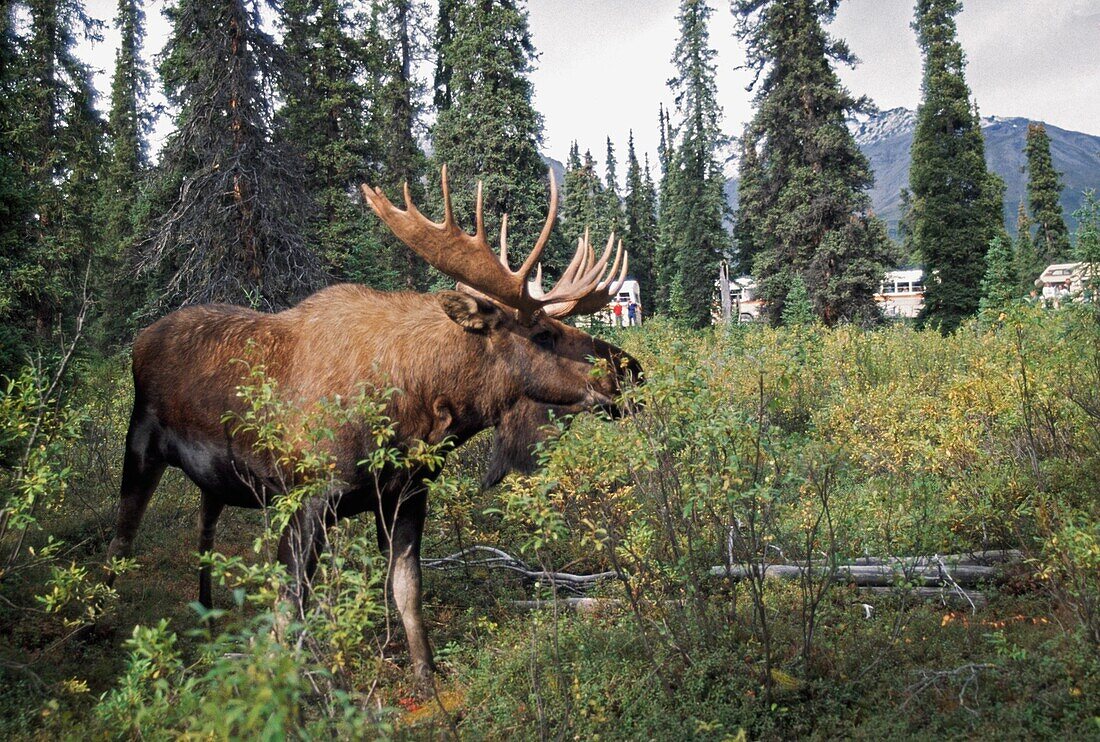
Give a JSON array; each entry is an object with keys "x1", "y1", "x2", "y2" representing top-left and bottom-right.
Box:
[{"x1": 280, "y1": 285, "x2": 508, "y2": 445}]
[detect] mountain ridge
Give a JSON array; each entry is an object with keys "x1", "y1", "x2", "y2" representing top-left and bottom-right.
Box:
[{"x1": 731, "y1": 107, "x2": 1100, "y2": 241}]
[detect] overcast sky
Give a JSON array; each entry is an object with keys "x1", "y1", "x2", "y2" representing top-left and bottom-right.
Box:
[{"x1": 80, "y1": 0, "x2": 1100, "y2": 180}]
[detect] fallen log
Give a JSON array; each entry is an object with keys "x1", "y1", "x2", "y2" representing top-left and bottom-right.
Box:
[
  {"x1": 422, "y1": 545, "x2": 616, "y2": 592},
  {"x1": 510, "y1": 586, "x2": 988, "y2": 613},
  {"x1": 708, "y1": 561, "x2": 1004, "y2": 587},
  {"x1": 424, "y1": 545, "x2": 1021, "y2": 595},
  {"x1": 857, "y1": 586, "x2": 988, "y2": 609},
  {"x1": 842, "y1": 549, "x2": 1023, "y2": 567},
  {"x1": 510, "y1": 598, "x2": 622, "y2": 614}
]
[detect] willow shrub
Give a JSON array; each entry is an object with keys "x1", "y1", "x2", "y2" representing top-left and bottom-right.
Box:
[
  {"x1": 468, "y1": 307, "x2": 1100, "y2": 731},
  {"x1": 89, "y1": 362, "x2": 464, "y2": 738}
]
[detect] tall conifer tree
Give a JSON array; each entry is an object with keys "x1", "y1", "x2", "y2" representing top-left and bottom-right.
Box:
[
  {"x1": 142, "y1": 0, "x2": 325, "y2": 310},
  {"x1": 558, "y1": 142, "x2": 601, "y2": 277},
  {"x1": 99, "y1": 0, "x2": 150, "y2": 342},
  {"x1": 104, "y1": 0, "x2": 149, "y2": 248},
  {"x1": 14, "y1": 0, "x2": 106, "y2": 335},
  {"x1": 624, "y1": 132, "x2": 658, "y2": 307},
  {"x1": 431, "y1": 0, "x2": 456, "y2": 112},
  {"x1": 906, "y1": 0, "x2": 1005, "y2": 331},
  {"x1": 653, "y1": 103, "x2": 676, "y2": 314},
  {"x1": 598, "y1": 137, "x2": 622, "y2": 238},
  {"x1": 0, "y1": 3, "x2": 38, "y2": 362},
  {"x1": 1024, "y1": 122, "x2": 1070, "y2": 262},
  {"x1": 734, "y1": 0, "x2": 890, "y2": 326},
  {"x1": 979, "y1": 234, "x2": 1017, "y2": 312},
  {"x1": 733, "y1": 122, "x2": 764, "y2": 276},
  {"x1": 430, "y1": 0, "x2": 549, "y2": 266},
  {"x1": 1014, "y1": 201, "x2": 1040, "y2": 295},
  {"x1": 665, "y1": 0, "x2": 728, "y2": 328},
  {"x1": 367, "y1": 0, "x2": 430, "y2": 288},
  {"x1": 278, "y1": 0, "x2": 372, "y2": 281}
]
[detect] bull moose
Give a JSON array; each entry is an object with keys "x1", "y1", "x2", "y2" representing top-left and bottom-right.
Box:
[{"x1": 106, "y1": 167, "x2": 642, "y2": 680}]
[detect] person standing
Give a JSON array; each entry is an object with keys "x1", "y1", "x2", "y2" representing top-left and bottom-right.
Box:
[
  {"x1": 612, "y1": 302, "x2": 624, "y2": 327},
  {"x1": 627, "y1": 301, "x2": 637, "y2": 327}
]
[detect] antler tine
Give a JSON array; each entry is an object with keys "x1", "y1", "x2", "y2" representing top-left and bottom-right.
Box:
[
  {"x1": 516, "y1": 168, "x2": 559, "y2": 279},
  {"x1": 575, "y1": 231, "x2": 616, "y2": 287},
  {"x1": 552, "y1": 233, "x2": 587, "y2": 288},
  {"x1": 530, "y1": 262, "x2": 545, "y2": 295},
  {"x1": 439, "y1": 164, "x2": 454, "y2": 229},
  {"x1": 475, "y1": 180, "x2": 485, "y2": 241},
  {"x1": 500, "y1": 213, "x2": 510, "y2": 268},
  {"x1": 601, "y1": 237, "x2": 625, "y2": 289},
  {"x1": 542, "y1": 237, "x2": 630, "y2": 320},
  {"x1": 604, "y1": 240, "x2": 629, "y2": 294}
]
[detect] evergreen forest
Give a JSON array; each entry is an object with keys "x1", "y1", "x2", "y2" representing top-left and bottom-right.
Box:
[{"x1": 0, "y1": 0, "x2": 1098, "y2": 738}]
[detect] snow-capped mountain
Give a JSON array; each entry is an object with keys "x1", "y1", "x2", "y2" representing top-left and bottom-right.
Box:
[{"x1": 728, "y1": 107, "x2": 1100, "y2": 240}]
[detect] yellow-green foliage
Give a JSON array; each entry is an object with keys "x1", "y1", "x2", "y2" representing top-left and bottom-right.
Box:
[{"x1": 4, "y1": 307, "x2": 1100, "y2": 740}]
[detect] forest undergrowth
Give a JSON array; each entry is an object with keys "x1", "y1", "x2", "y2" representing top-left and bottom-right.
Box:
[{"x1": 1, "y1": 306, "x2": 1098, "y2": 740}]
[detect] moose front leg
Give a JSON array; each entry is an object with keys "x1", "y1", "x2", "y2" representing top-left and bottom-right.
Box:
[
  {"x1": 276, "y1": 494, "x2": 332, "y2": 623},
  {"x1": 378, "y1": 490, "x2": 434, "y2": 682}
]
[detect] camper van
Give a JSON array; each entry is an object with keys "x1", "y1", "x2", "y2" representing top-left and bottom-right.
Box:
[
  {"x1": 614, "y1": 279, "x2": 641, "y2": 307},
  {"x1": 1035, "y1": 262, "x2": 1093, "y2": 306},
  {"x1": 594, "y1": 279, "x2": 642, "y2": 327}
]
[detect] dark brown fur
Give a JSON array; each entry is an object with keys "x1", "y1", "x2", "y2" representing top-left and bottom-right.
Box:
[{"x1": 108, "y1": 284, "x2": 640, "y2": 680}]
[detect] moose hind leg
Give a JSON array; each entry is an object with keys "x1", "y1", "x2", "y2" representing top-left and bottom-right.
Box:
[
  {"x1": 383, "y1": 492, "x2": 434, "y2": 682},
  {"x1": 197, "y1": 491, "x2": 225, "y2": 609},
  {"x1": 106, "y1": 421, "x2": 166, "y2": 583}
]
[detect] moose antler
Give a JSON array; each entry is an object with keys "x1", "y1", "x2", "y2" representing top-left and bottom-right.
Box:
[
  {"x1": 529, "y1": 229, "x2": 629, "y2": 319},
  {"x1": 360, "y1": 166, "x2": 627, "y2": 322}
]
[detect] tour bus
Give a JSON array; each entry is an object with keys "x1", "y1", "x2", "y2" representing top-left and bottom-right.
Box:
[
  {"x1": 729, "y1": 276, "x2": 765, "y2": 322},
  {"x1": 728, "y1": 268, "x2": 927, "y2": 322},
  {"x1": 876, "y1": 268, "x2": 925, "y2": 319},
  {"x1": 1035, "y1": 262, "x2": 1093, "y2": 306}
]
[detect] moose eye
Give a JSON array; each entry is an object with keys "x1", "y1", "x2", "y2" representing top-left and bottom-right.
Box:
[{"x1": 531, "y1": 330, "x2": 556, "y2": 350}]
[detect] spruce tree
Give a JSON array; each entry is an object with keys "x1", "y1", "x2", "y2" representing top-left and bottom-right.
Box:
[
  {"x1": 598, "y1": 136, "x2": 622, "y2": 239},
  {"x1": 0, "y1": 3, "x2": 37, "y2": 364},
  {"x1": 979, "y1": 234, "x2": 1018, "y2": 312},
  {"x1": 733, "y1": 122, "x2": 764, "y2": 276},
  {"x1": 665, "y1": 0, "x2": 728, "y2": 328},
  {"x1": 142, "y1": 0, "x2": 325, "y2": 310},
  {"x1": 1014, "y1": 201, "x2": 1041, "y2": 296},
  {"x1": 733, "y1": 0, "x2": 891, "y2": 326},
  {"x1": 100, "y1": 0, "x2": 151, "y2": 343},
  {"x1": 1074, "y1": 191, "x2": 1100, "y2": 298},
  {"x1": 366, "y1": 0, "x2": 431, "y2": 289},
  {"x1": 623, "y1": 132, "x2": 658, "y2": 309},
  {"x1": 432, "y1": 0, "x2": 457, "y2": 112},
  {"x1": 558, "y1": 142, "x2": 602, "y2": 277},
  {"x1": 13, "y1": 0, "x2": 106, "y2": 335},
  {"x1": 1024, "y1": 122, "x2": 1070, "y2": 262},
  {"x1": 278, "y1": 0, "x2": 373, "y2": 281},
  {"x1": 781, "y1": 274, "x2": 814, "y2": 327},
  {"x1": 430, "y1": 0, "x2": 550, "y2": 268},
  {"x1": 653, "y1": 103, "x2": 677, "y2": 315},
  {"x1": 104, "y1": 0, "x2": 149, "y2": 249},
  {"x1": 907, "y1": 0, "x2": 1005, "y2": 331}
]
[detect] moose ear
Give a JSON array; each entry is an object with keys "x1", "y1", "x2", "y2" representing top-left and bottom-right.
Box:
[{"x1": 438, "y1": 290, "x2": 499, "y2": 331}]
